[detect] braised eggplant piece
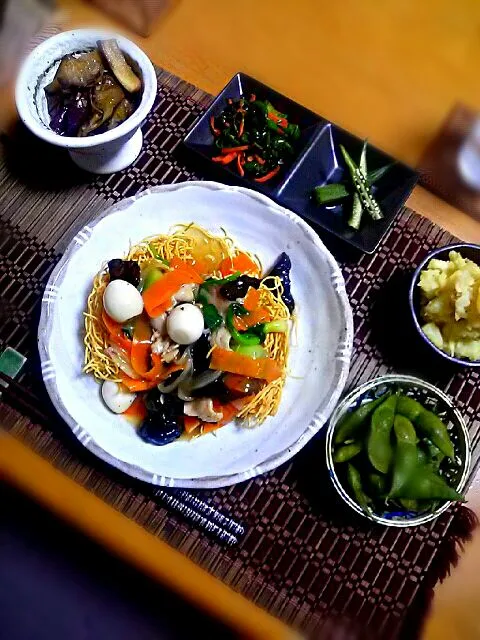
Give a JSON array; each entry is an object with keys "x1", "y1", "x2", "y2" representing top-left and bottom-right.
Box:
[
  {"x1": 98, "y1": 39, "x2": 141, "y2": 93},
  {"x1": 107, "y1": 98, "x2": 134, "y2": 130},
  {"x1": 107, "y1": 259, "x2": 140, "y2": 287},
  {"x1": 219, "y1": 275, "x2": 261, "y2": 300},
  {"x1": 79, "y1": 73, "x2": 125, "y2": 137},
  {"x1": 45, "y1": 51, "x2": 103, "y2": 93},
  {"x1": 269, "y1": 252, "x2": 294, "y2": 311},
  {"x1": 48, "y1": 91, "x2": 89, "y2": 137},
  {"x1": 44, "y1": 40, "x2": 141, "y2": 137}
]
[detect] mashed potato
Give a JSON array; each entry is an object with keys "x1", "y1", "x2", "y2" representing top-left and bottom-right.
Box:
[{"x1": 418, "y1": 251, "x2": 480, "y2": 361}]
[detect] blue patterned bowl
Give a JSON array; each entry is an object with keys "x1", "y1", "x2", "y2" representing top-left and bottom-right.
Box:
[
  {"x1": 326, "y1": 375, "x2": 470, "y2": 527},
  {"x1": 409, "y1": 243, "x2": 480, "y2": 367}
]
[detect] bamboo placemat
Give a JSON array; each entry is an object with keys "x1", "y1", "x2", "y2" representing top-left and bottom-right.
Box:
[{"x1": 1, "y1": 68, "x2": 479, "y2": 639}]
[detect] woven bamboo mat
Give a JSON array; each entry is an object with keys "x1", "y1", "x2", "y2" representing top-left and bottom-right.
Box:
[{"x1": 1, "y1": 68, "x2": 480, "y2": 639}]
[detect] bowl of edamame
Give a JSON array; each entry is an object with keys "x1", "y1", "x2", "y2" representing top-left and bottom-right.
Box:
[{"x1": 326, "y1": 374, "x2": 471, "y2": 527}]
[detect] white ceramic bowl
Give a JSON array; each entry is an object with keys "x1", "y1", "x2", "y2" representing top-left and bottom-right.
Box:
[
  {"x1": 38, "y1": 181, "x2": 354, "y2": 488},
  {"x1": 15, "y1": 29, "x2": 157, "y2": 174}
]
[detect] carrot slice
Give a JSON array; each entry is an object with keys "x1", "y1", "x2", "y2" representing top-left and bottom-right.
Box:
[
  {"x1": 102, "y1": 311, "x2": 132, "y2": 353},
  {"x1": 242, "y1": 307, "x2": 272, "y2": 328},
  {"x1": 254, "y1": 166, "x2": 281, "y2": 183},
  {"x1": 184, "y1": 416, "x2": 201, "y2": 434},
  {"x1": 142, "y1": 268, "x2": 202, "y2": 317},
  {"x1": 202, "y1": 395, "x2": 255, "y2": 433},
  {"x1": 210, "y1": 348, "x2": 281, "y2": 382},
  {"x1": 119, "y1": 374, "x2": 159, "y2": 392},
  {"x1": 131, "y1": 315, "x2": 152, "y2": 376},
  {"x1": 233, "y1": 315, "x2": 248, "y2": 331},
  {"x1": 131, "y1": 320, "x2": 180, "y2": 381},
  {"x1": 120, "y1": 362, "x2": 183, "y2": 391},
  {"x1": 243, "y1": 287, "x2": 261, "y2": 311},
  {"x1": 169, "y1": 258, "x2": 203, "y2": 283},
  {"x1": 123, "y1": 396, "x2": 147, "y2": 420},
  {"x1": 219, "y1": 252, "x2": 260, "y2": 277}
]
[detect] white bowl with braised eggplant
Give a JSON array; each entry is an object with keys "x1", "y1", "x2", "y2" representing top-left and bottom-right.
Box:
[{"x1": 15, "y1": 29, "x2": 157, "y2": 173}]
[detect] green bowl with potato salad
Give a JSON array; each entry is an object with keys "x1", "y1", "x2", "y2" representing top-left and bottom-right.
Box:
[{"x1": 326, "y1": 375, "x2": 470, "y2": 527}]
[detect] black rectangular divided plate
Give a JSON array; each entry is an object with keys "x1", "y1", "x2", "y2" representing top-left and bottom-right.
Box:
[{"x1": 183, "y1": 72, "x2": 418, "y2": 254}]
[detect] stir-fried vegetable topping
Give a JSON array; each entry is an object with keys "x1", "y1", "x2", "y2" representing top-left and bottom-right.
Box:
[
  {"x1": 210, "y1": 95, "x2": 300, "y2": 182},
  {"x1": 86, "y1": 223, "x2": 293, "y2": 445}
]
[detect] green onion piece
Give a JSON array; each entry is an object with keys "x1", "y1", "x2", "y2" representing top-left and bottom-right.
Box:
[
  {"x1": 313, "y1": 183, "x2": 349, "y2": 204},
  {"x1": 234, "y1": 344, "x2": 267, "y2": 358},
  {"x1": 142, "y1": 268, "x2": 164, "y2": 291},
  {"x1": 148, "y1": 243, "x2": 169, "y2": 265},
  {"x1": 203, "y1": 271, "x2": 241, "y2": 287},
  {"x1": 263, "y1": 319, "x2": 288, "y2": 333}
]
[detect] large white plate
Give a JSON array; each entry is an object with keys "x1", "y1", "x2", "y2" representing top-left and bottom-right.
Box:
[{"x1": 39, "y1": 181, "x2": 353, "y2": 488}]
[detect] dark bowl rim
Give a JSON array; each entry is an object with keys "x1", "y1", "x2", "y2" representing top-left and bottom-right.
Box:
[{"x1": 409, "y1": 242, "x2": 480, "y2": 367}]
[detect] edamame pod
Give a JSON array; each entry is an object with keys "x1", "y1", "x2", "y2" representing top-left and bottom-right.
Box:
[
  {"x1": 396, "y1": 395, "x2": 423, "y2": 421},
  {"x1": 397, "y1": 394, "x2": 454, "y2": 459},
  {"x1": 333, "y1": 441, "x2": 362, "y2": 463},
  {"x1": 334, "y1": 393, "x2": 389, "y2": 444},
  {"x1": 347, "y1": 463, "x2": 372, "y2": 511},
  {"x1": 399, "y1": 498, "x2": 419, "y2": 511},
  {"x1": 389, "y1": 415, "x2": 418, "y2": 497},
  {"x1": 395, "y1": 466, "x2": 464, "y2": 502},
  {"x1": 367, "y1": 394, "x2": 397, "y2": 474},
  {"x1": 415, "y1": 411, "x2": 454, "y2": 460},
  {"x1": 423, "y1": 439, "x2": 446, "y2": 472},
  {"x1": 368, "y1": 473, "x2": 387, "y2": 496}
]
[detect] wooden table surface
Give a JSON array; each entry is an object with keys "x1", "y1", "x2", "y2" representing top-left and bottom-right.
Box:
[
  {"x1": 53, "y1": 0, "x2": 480, "y2": 243},
  {"x1": 4, "y1": 0, "x2": 480, "y2": 638}
]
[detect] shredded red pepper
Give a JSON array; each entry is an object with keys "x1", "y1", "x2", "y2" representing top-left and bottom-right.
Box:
[
  {"x1": 209, "y1": 115, "x2": 220, "y2": 136},
  {"x1": 221, "y1": 145, "x2": 249, "y2": 153},
  {"x1": 267, "y1": 112, "x2": 288, "y2": 129},
  {"x1": 237, "y1": 153, "x2": 245, "y2": 177},
  {"x1": 212, "y1": 152, "x2": 237, "y2": 164},
  {"x1": 254, "y1": 165, "x2": 281, "y2": 183}
]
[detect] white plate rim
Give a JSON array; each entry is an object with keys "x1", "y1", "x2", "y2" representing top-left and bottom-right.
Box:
[{"x1": 38, "y1": 180, "x2": 353, "y2": 488}]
